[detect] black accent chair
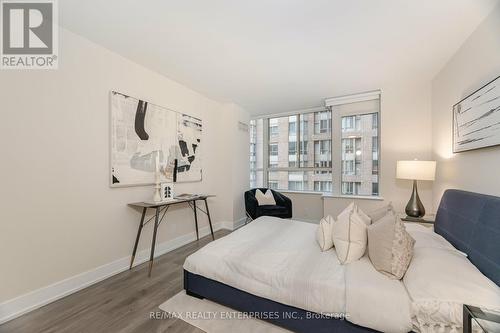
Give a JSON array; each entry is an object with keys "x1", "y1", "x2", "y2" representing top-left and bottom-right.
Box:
[{"x1": 245, "y1": 188, "x2": 292, "y2": 220}]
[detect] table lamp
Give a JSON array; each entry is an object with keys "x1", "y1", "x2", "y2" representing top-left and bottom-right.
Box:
[{"x1": 396, "y1": 160, "x2": 436, "y2": 218}]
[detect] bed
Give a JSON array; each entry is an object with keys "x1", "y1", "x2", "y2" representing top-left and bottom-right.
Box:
[{"x1": 183, "y1": 190, "x2": 500, "y2": 332}]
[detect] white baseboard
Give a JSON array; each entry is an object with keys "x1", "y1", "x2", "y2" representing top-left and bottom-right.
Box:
[
  {"x1": 233, "y1": 216, "x2": 247, "y2": 229},
  {"x1": 0, "y1": 221, "x2": 233, "y2": 325}
]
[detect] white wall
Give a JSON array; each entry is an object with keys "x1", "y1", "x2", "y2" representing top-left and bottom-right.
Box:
[
  {"x1": 432, "y1": 3, "x2": 500, "y2": 209},
  {"x1": 215, "y1": 103, "x2": 250, "y2": 227},
  {"x1": 0, "y1": 27, "x2": 248, "y2": 305}
]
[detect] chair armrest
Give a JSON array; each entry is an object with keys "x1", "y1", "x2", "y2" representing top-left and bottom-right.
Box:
[
  {"x1": 281, "y1": 194, "x2": 292, "y2": 211},
  {"x1": 244, "y1": 191, "x2": 258, "y2": 219},
  {"x1": 271, "y1": 191, "x2": 292, "y2": 218},
  {"x1": 272, "y1": 191, "x2": 291, "y2": 209}
]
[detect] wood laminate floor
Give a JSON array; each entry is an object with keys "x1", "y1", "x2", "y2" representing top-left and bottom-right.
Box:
[{"x1": 0, "y1": 230, "x2": 231, "y2": 333}]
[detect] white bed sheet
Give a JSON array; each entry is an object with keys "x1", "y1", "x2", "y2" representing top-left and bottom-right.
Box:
[
  {"x1": 183, "y1": 216, "x2": 414, "y2": 332},
  {"x1": 184, "y1": 216, "x2": 346, "y2": 315}
]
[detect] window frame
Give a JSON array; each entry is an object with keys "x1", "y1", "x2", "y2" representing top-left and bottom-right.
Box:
[{"x1": 249, "y1": 91, "x2": 381, "y2": 197}]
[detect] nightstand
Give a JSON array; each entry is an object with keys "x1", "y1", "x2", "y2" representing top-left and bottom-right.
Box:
[
  {"x1": 463, "y1": 304, "x2": 500, "y2": 333},
  {"x1": 399, "y1": 214, "x2": 435, "y2": 229},
  {"x1": 400, "y1": 215, "x2": 435, "y2": 224}
]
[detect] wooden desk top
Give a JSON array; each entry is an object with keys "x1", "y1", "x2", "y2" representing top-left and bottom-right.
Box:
[{"x1": 129, "y1": 194, "x2": 215, "y2": 208}]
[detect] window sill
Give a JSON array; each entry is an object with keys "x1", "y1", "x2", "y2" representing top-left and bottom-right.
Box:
[
  {"x1": 274, "y1": 191, "x2": 384, "y2": 201},
  {"x1": 321, "y1": 194, "x2": 384, "y2": 201},
  {"x1": 276, "y1": 190, "x2": 324, "y2": 196}
]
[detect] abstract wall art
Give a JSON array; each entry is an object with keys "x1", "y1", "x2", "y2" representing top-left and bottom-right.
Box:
[
  {"x1": 110, "y1": 91, "x2": 202, "y2": 187},
  {"x1": 453, "y1": 76, "x2": 500, "y2": 153}
]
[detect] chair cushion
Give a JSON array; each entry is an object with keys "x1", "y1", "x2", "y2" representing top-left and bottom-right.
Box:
[{"x1": 256, "y1": 205, "x2": 289, "y2": 218}]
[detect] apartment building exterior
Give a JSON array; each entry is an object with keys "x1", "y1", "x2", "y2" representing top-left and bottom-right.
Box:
[{"x1": 250, "y1": 103, "x2": 379, "y2": 196}]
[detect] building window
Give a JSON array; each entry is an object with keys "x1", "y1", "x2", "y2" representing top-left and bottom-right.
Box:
[
  {"x1": 342, "y1": 181, "x2": 361, "y2": 195},
  {"x1": 314, "y1": 181, "x2": 332, "y2": 192},
  {"x1": 269, "y1": 144, "x2": 278, "y2": 155},
  {"x1": 314, "y1": 111, "x2": 331, "y2": 134},
  {"x1": 288, "y1": 141, "x2": 297, "y2": 167},
  {"x1": 372, "y1": 159, "x2": 379, "y2": 175},
  {"x1": 372, "y1": 113, "x2": 378, "y2": 130},
  {"x1": 343, "y1": 160, "x2": 355, "y2": 175},
  {"x1": 249, "y1": 119, "x2": 264, "y2": 188},
  {"x1": 268, "y1": 181, "x2": 278, "y2": 190},
  {"x1": 288, "y1": 141, "x2": 297, "y2": 155},
  {"x1": 339, "y1": 99, "x2": 380, "y2": 196},
  {"x1": 269, "y1": 118, "x2": 279, "y2": 139},
  {"x1": 249, "y1": 91, "x2": 380, "y2": 195},
  {"x1": 289, "y1": 120, "x2": 297, "y2": 136}
]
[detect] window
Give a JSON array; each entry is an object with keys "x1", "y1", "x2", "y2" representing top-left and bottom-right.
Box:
[
  {"x1": 249, "y1": 119, "x2": 264, "y2": 188},
  {"x1": 342, "y1": 116, "x2": 354, "y2": 130},
  {"x1": 289, "y1": 141, "x2": 297, "y2": 155},
  {"x1": 301, "y1": 120, "x2": 308, "y2": 137},
  {"x1": 314, "y1": 181, "x2": 332, "y2": 192},
  {"x1": 289, "y1": 120, "x2": 297, "y2": 136},
  {"x1": 249, "y1": 90, "x2": 380, "y2": 195},
  {"x1": 269, "y1": 143, "x2": 278, "y2": 168},
  {"x1": 288, "y1": 141, "x2": 297, "y2": 167},
  {"x1": 372, "y1": 113, "x2": 378, "y2": 130},
  {"x1": 372, "y1": 136, "x2": 378, "y2": 153},
  {"x1": 342, "y1": 181, "x2": 361, "y2": 195},
  {"x1": 343, "y1": 160, "x2": 354, "y2": 175},
  {"x1": 337, "y1": 95, "x2": 380, "y2": 196},
  {"x1": 342, "y1": 138, "x2": 354, "y2": 154},
  {"x1": 269, "y1": 144, "x2": 278, "y2": 155},
  {"x1": 268, "y1": 181, "x2": 278, "y2": 190},
  {"x1": 314, "y1": 111, "x2": 331, "y2": 134},
  {"x1": 342, "y1": 115, "x2": 361, "y2": 131},
  {"x1": 269, "y1": 118, "x2": 279, "y2": 138},
  {"x1": 314, "y1": 140, "x2": 332, "y2": 168},
  {"x1": 372, "y1": 159, "x2": 379, "y2": 175}
]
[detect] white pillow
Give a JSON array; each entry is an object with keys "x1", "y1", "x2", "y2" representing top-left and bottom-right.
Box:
[
  {"x1": 403, "y1": 237, "x2": 500, "y2": 333},
  {"x1": 255, "y1": 189, "x2": 276, "y2": 206},
  {"x1": 316, "y1": 215, "x2": 335, "y2": 251},
  {"x1": 332, "y1": 203, "x2": 368, "y2": 264}
]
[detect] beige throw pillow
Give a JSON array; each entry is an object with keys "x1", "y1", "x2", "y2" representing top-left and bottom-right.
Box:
[
  {"x1": 368, "y1": 202, "x2": 395, "y2": 222},
  {"x1": 255, "y1": 189, "x2": 276, "y2": 206},
  {"x1": 316, "y1": 215, "x2": 335, "y2": 251},
  {"x1": 367, "y1": 211, "x2": 415, "y2": 279},
  {"x1": 356, "y1": 206, "x2": 372, "y2": 225},
  {"x1": 332, "y1": 203, "x2": 369, "y2": 264}
]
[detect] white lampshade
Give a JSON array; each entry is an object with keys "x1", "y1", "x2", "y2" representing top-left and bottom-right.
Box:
[{"x1": 396, "y1": 160, "x2": 436, "y2": 181}]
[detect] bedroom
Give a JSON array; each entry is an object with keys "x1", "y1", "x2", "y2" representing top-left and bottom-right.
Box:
[{"x1": 0, "y1": 0, "x2": 499, "y2": 332}]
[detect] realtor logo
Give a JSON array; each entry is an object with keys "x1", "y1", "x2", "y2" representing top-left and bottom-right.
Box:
[{"x1": 1, "y1": 0, "x2": 58, "y2": 69}]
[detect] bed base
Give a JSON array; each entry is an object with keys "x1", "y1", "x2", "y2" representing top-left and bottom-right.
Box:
[{"x1": 184, "y1": 270, "x2": 377, "y2": 333}]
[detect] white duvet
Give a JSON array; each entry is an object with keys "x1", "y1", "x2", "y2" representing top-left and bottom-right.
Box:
[{"x1": 184, "y1": 216, "x2": 413, "y2": 332}]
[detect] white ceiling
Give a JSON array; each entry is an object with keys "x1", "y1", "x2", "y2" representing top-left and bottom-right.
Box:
[{"x1": 59, "y1": 0, "x2": 498, "y2": 115}]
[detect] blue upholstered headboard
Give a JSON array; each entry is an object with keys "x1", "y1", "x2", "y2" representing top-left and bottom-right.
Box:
[{"x1": 435, "y1": 189, "x2": 500, "y2": 286}]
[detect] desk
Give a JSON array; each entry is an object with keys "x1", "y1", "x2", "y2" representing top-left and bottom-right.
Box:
[{"x1": 128, "y1": 195, "x2": 215, "y2": 277}]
